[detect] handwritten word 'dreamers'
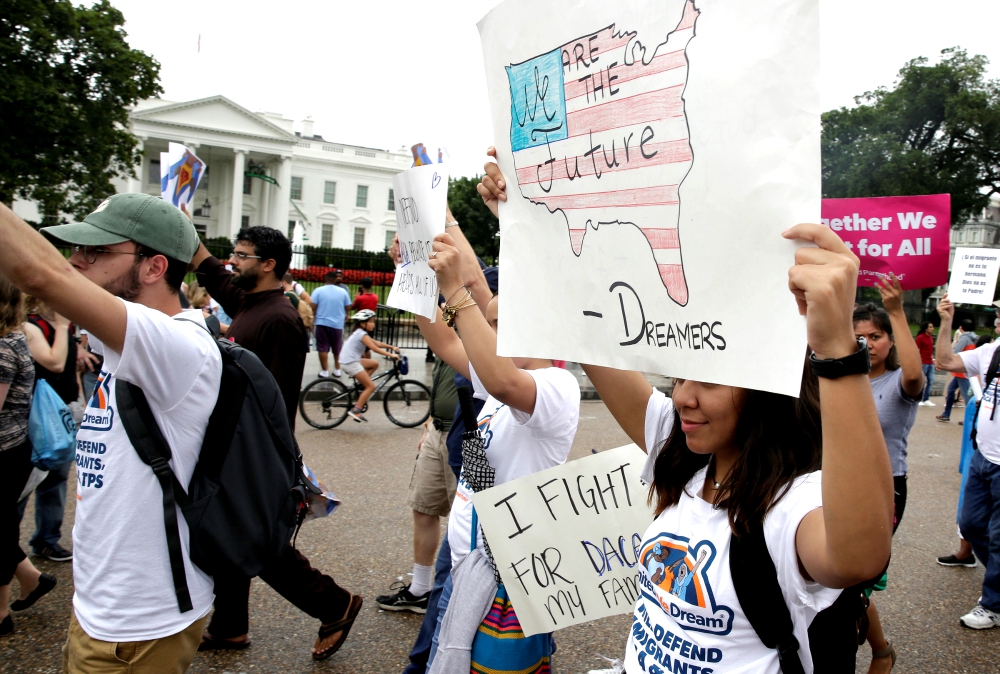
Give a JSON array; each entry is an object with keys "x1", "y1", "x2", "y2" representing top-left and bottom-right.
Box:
[{"x1": 506, "y1": 0, "x2": 699, "y2": 306}]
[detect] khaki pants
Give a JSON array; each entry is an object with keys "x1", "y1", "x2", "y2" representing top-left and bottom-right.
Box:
[{"x1": 63, "y1": 611, "x2": 207, "y2": 674}]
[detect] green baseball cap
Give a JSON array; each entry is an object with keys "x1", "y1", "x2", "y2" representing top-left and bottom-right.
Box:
[{"x1": 40, "y1": 193, "x2": 200, "y2": 263}]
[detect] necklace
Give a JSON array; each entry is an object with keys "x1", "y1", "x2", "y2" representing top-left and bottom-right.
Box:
[{"x1": 708, "y1": 455, "x2": 721, "y2": 489}]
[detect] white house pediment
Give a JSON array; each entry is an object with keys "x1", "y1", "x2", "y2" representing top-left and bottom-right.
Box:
[
  {"x1": 349, "y1": 216, "x2": 372, "y2": 226},
  {"x1": 132, "y1": 96, "x2": 295, "y2": 143},
  {"x1": 381, "y1": 218, "x2": 397, "y2": 227}
]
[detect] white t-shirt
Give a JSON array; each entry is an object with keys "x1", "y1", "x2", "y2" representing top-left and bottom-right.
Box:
[
  {"x1": 449, "y1": 364, "x2": 581, "y2": 568},
  {"x1": 961, "y1": 341, "x2": 1000, "y2": 465},
  {"x1": 73, "y1": 301, "x2": 222, "y2": 641},
  {"x1": 626, "y1": 390, "x2": 840, "y2": 674},
  {"x1": 340, "y1": 327, "x2": 368, "y2": 365}
]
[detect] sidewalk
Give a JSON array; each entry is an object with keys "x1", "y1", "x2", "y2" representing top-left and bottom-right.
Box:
[{"x1": 299, "y1": 347, "x2": 674, "y2": 400}]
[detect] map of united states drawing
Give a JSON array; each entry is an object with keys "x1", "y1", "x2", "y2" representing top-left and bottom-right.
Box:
[{"x1": 507, "y1": 0, "x2": 698, "y2": 306}]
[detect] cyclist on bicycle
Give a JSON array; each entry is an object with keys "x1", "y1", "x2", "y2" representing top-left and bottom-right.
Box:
[{"x1": 342, "y1": 309, "x2": 399, "y2": 422}]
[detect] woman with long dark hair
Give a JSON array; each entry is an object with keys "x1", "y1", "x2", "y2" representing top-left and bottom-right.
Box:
[
  {"x1": 477, "y1": 159, "x2": 893, "y2": 672},
  {"x1": 852, "y1": 275, "x2": 924, "y2": 673}
]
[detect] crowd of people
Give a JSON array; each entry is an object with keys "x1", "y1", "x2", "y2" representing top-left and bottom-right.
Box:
[{"x1": 0, "y1": 149, "x2": 996, "y2": 674}]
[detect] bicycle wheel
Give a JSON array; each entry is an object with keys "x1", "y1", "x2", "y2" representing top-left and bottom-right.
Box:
[
  {"x1": 299, "y1": 378, "x2": 352, "y2": 429},
  {"x1": 383, "y1": 379, "x2": 432, "y2": 428}
]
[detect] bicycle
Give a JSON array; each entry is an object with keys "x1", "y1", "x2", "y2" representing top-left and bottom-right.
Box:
[{"x1": 299, "y1": 356, "x2": 431, "y2": 429}]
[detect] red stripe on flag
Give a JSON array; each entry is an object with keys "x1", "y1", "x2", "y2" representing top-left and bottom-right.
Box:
[
  {"x1": 566, "y1": 85, "x2": 684, "y2": 137},
  {"x1": 564, "y1": 49, "x2": 687, "y2": 102},
  {"x1": 658, "y1": 264, "x2": 688, "y2": 305},
  {"x1": 530, "y1": 185, "x2": 677, "y2": 210},
  {"x1": 559, "y1": 27, "x2": 633, "y2": 75},
  {"x1": 641, "y1": 228, "x2": 680, "y2": 249}
]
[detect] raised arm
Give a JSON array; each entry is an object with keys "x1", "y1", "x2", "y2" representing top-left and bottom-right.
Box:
[
  {"x1": 934, "y1": 294, "x2": 967, "y2": 373},
  {"x1": 877, "y1": 274, "x2": 924, "y2": 398},
  {"x1": 23, "y1": 317, "x2": 70, "y2": 372},
  {"x1": 784, "y1": 224, "x2": 894, "y2": 588},
  {"x1": 580, "y1": 364, "x2": 653, "y2": 451},
  {"x1": 0, "y1": 204, "x2": 127, "y2": 353},
  {"x1": 429, "y1": 232, "x2": 539, "y2": 414},
  {"x1": 443, "y1": 206, "x2": 493, "y2": 313}
]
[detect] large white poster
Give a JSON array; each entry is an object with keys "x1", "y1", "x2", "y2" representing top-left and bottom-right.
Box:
[
  {"x1": 478, "y1": 0, "x2": 818, "y2": 396},
  {"x1": 386, "y1": 164, "x2": 450, "y2": 320},
  {"x1": 471, "y1": 444, "x2": 653, "y2": 636}
]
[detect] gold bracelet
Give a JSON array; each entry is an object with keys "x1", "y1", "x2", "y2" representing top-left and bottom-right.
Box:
[
  {"x1": 442, "y1": 289, "x2": 476, "y2": 327},
  {"x1": 446, "y1": 286, "x2": 469, "y2": 305}
]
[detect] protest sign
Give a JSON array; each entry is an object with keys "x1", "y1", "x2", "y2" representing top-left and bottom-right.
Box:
[
  {"x1": 159, "y1": 142, "x2": 205, "y2": 215},
  {"x1": 471, "y1": 444, "x2": 653, "y2": 636},
  {"x1": 478, "y1": 0, "x2": 819, "y2": 397},
  {"x1": 386, "y1": 164, "x2": 449, "y2": 320},
  {"x1": 948, "y1": 247, "x2": 1000, "y2": 306},
  {"x1": 821, "y1": 194, "x2": 950, "y2": 289}
]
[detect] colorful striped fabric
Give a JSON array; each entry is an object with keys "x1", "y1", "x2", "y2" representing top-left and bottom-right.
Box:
[{"x1": 470, "y1": 585, "x2": 552, "y2": 674}]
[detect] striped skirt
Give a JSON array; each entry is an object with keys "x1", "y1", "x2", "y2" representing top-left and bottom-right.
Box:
[{"x1": 470, "y1": 585, "x2": 552, "y2": 674}]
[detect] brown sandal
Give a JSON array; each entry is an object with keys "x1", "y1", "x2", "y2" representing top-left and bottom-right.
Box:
[
  {"x1": 872, "y1": 641, "x2": 897, "y2": 670},
  {"x1": 312, "y1": 595, "x2": 363, "y2": 661}
]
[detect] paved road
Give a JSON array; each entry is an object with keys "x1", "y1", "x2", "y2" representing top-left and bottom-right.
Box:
[{"x1": 2, "y1": 396, "x2": 998, "y2": 673}]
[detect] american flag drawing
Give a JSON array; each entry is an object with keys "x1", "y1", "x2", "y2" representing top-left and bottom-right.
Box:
[{"x1": 507, "y1": 0, "x2": 699, "y2": 306}]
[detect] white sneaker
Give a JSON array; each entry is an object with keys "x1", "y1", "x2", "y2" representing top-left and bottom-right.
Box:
[
  {"x1": 918, "y1": 401, "x2": 927, "y2": 406},
  {"x1": 960, "y1": 604, "x2": 1000, "y2": 629},
  {"x1": 925, "y1": 401, "x2": 936, "y2": 406},
  {"x1": 333, "y1": 369, "x2": 342, "y2": 377},
  {"x1": 318, "y1": 370, "x2": 330, "y2": 378}
]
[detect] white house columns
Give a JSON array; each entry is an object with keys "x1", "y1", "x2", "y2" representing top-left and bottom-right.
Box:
[
  {"x1": 272, "y1": 155, "x2": 292, "y2": 231},
  {"x1": 230, "y1": 149, "x2": 246, "y2": 237}
]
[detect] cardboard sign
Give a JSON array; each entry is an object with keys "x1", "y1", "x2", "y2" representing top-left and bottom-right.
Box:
[
  {"x1": 159, "y1": 142, "x2": 205, "y2": 215},
  {"x1": 471, "y1": 444, "x2": 654, "y2": 636},
  {"x1": 386, "y1": 164, "x2": 450, "y2": 320},
  {"x1": 478, "y1": 0, "x2": 819, "y2": 397},
  {"x1": 821, "y1": 194, "x2": 951, "y2": 289},
  {"x1": 949, "y1": 247, "x2": 1000, "y2": 306}
]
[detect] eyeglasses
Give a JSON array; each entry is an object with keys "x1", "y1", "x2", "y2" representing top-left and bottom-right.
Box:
[
  {"x1": 73, "y1": 245, "x2": 147, "y2": 265},
  {"x1": 229, "y1": 251, "x2": 263, "y2": 261}
]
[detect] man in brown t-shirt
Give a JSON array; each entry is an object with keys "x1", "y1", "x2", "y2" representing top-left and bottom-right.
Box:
[{"x1": 190, "y1": 228, "x2": 361, "y2": 660}]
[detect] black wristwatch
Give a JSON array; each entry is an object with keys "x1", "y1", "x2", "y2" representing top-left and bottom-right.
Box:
[{"x1": 808, "y1": 336, "x2": 870, "y2": 379}]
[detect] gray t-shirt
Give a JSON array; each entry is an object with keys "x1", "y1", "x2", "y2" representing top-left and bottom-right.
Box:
[
  {"x1": 870, "y1": 367, "x2": 919, "y2": 476},
  {"x1": 954, "y1": 331, "x2": 977, "y2": 354}
]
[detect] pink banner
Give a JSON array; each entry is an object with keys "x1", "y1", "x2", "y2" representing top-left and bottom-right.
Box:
[{"x1": 821, "y1": 194, "x2": 951, "y2": 289}]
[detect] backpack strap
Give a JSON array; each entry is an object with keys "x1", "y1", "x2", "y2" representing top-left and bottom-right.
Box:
[
  {"x1": 970, "y1": 345, "x2": 1000, "y2": 450},
  {"x1": 115, "y1": 379, "x2": 194, "y2": 614},
  {"x1": 729, "y1": 523, "x2": 806, "y2": 674}
]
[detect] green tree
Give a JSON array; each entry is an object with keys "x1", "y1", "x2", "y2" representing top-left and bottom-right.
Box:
[
  {"x1": 0, "y1": 0, "x2": 161, "y2": 225},
  {"x1": 448, "y1": 176, "x2": 499, "y2": 263},
  {"x1": 822, "y1": 48, "x2": 1000, "y2": 224}
]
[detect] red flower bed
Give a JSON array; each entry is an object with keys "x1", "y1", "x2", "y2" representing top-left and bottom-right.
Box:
[{"x1": 289, "y1": 266, "x2": 395, "y2": 286}]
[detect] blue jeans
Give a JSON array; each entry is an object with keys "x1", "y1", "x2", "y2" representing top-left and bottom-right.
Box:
[
  {"x1": 426, "y1": 565, "x2": 454, "y2": 670},
  {"x1": 959, "y1": 451, "x2": 1000, "y2": 612},
  {"x1": 922, "y1": 364, "x2": 935, "y2": 402},
  {"x1": 16, "y1": 459, "x2": 72, "y2": 551},
  {"x1": 943, "y1": 377, "x2": 972, "y2": 418},
  {"x1": 404, "y1": 536, "x2": 453, "y2": 674}
]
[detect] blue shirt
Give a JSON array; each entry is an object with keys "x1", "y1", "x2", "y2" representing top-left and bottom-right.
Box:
[{"x1": 311, "y1": 284, "x2": 352, "y2": 329}]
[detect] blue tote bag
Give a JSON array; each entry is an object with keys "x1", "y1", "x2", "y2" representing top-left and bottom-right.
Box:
[{"x1": 28, "y1": 379, "x2": 77, "y2": 470}]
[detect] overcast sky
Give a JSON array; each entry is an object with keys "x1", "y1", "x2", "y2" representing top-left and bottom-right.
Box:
[{"x1": 109, "y1": 0, "x2": 1000, "y2": 178}]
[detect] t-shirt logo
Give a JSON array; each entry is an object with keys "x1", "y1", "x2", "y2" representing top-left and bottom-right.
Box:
[
  {"x1": 80, "y1": 370, "x2": 114, "y2": 432},
  {"x1": 639, "y1": 534, "x2": 734, "y2": 635}
]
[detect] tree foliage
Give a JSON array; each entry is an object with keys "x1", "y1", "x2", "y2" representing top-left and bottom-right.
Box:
[
  {"x1": 822, "y1": 48, "x2": 1000, "y2": 224},
  {"x1": 0, "y1": 0, "x2": 162, "y2": 224},
  {"x1": 448, "y1": 176, "x2": 499, "y2": 263}
]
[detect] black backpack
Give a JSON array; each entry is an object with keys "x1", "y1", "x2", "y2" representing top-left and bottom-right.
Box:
[
  {"x1": 730, "y1": 523, "x2": 886, "y2": 674},
  {"x1": 116, "y1": 332, "x2": 311, "y2": 613},
  {"x1": 969, "y1": 346, "x2": 1000, "y2": 451}
]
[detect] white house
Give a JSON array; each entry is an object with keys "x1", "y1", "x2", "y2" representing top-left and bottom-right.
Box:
[{"x1": 14, "y1": 95, "x2": 410, "y2": 252}]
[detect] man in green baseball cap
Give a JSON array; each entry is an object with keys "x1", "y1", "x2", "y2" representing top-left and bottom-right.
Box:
[{"x1": 0, "y1": 195, "x2": 221, "y2": 671}]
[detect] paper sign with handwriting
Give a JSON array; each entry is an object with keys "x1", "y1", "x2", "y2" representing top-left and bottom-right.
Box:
[
  {"x1": 949, "y1": 247, "x2": 1000, "y2": 306},
  {"x1": 478, "y1": 0, "x2": 819, "y2": 397},
  {"x1": 386, "y1": 164, "x2": 449, "y2": 320},
  {"x1": 471, "y1": 444, "x2": 653, "y2": 636}
]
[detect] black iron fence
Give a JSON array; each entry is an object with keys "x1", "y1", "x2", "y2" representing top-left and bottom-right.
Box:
[{"x1": 372, "y1": 305, "x2": 428, "y2": 350}]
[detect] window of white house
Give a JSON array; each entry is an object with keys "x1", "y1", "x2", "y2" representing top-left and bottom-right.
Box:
[
  {"x1": 288, "y1": 220, "x2": 296, "y2": 239},
  {"x1": 197, "y1": 166, "x2": 209, "y2": 191},
  {"x1": 290, "y1": 177, "x2": 303, "y2": 201},
  {"x1": 385, "y1": 229, "x2": 396, "y2": 249},
  {"x1": 356, "y1": 185, "x2": 368, "y2": 208},
  {"x1": 324, "y1": 181, "x2": 337, "y2": 204},
  {"x1": 971, "y1": 230, "x2": 981, "y2": 243},
  {"x1": 353, "y1": 227, "x2": 365, "y2": 251},
  {"x1": 321, "y1": 223, "x2": 333, "y2": 248},
  {"x1": 241, "y1": 215, "x2": 250, "y2": 228},
  {"x1": 148, "y1": 159, "x2": 160, "y2": 184},
  {"x1": 388, "y1": 189, "x2": 395, "y2": 211},
  {"x1": 243, "y1": 175, "x2": 253, "y2": 195},
  {"x1": 957, "y1": 231, "x2": 965, "y2": 242}
]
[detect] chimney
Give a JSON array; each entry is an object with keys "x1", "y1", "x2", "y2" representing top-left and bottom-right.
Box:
[{"x1": 302, "y1": 117, "x2": 314, "y2": 138}]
